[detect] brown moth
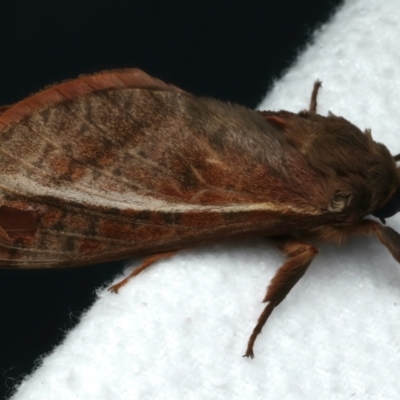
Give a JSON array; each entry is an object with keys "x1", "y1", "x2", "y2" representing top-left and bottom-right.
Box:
[{"x1": 1, "y1": 70, "x2": 400, "y2": 358}]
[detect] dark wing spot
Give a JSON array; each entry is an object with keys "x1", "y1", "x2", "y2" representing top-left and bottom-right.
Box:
[
  {"x1": 0, "y1": 206, "x2": 39, "y2": 239},
  {"x1": 162, "y1": 212, "x2": 182, "y2": 225}
]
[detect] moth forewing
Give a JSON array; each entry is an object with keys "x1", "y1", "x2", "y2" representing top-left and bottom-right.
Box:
[{"x1": 1, "y1": 72, "x2": 400, "y2": 357}]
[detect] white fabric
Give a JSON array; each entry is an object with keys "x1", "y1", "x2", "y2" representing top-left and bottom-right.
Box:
[{"x1": 11, "y1": 1, "x2": 400, "y2": 398}]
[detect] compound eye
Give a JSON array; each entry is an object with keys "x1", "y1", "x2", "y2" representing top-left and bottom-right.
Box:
[{"x1": 372, "y1": 190, "x2": 400, "y2": 223}]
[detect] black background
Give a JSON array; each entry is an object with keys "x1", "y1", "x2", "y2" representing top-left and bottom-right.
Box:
[{"x1": 0, "y1": 1, "x2": 343, "y2": 397}]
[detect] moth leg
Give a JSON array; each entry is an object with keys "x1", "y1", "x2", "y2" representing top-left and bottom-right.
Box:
[
  {"x1": 108, "y1": 251, "x2": 178, "y2": 293},
  {"x1": 342, "y1": 219, "x2": 400, "y2": 262},
  {"x1": 309, "y1": 80, "x2": 322, "y2": 113},
  {"x1": 244, "y1": 235, "x2": 318, "y2": 358}
]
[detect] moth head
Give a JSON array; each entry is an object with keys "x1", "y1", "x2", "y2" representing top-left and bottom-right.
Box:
[
  {"x1": 372, "y1": 190, "x2": 400, "y2": 224},
  {"x1": 372, "y1": 153, "x2": 400, "y2": 224}
]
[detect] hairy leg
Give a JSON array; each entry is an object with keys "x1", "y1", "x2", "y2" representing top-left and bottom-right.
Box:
[
  {"x1": 309, "y1": 80, "x2": 322, "y2": 113},
  {"x1": 108, "y1": 251, "x2": 178, "y2": 293},
  {"x1": 314, "y1": 219, "x2": 400, "y2": 263},
  {"x1": 244, "y1": 235, "x2": 318, "y2": 358}
]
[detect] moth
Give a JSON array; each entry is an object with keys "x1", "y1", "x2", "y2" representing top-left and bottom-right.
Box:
[{"x1": 1, "y1": 69, "x2": 400, "y2": 358}]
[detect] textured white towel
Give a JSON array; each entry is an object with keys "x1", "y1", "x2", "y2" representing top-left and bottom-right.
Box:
[{"x1": 11, "y1": 1, "x2": 400, "y2": 399}]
